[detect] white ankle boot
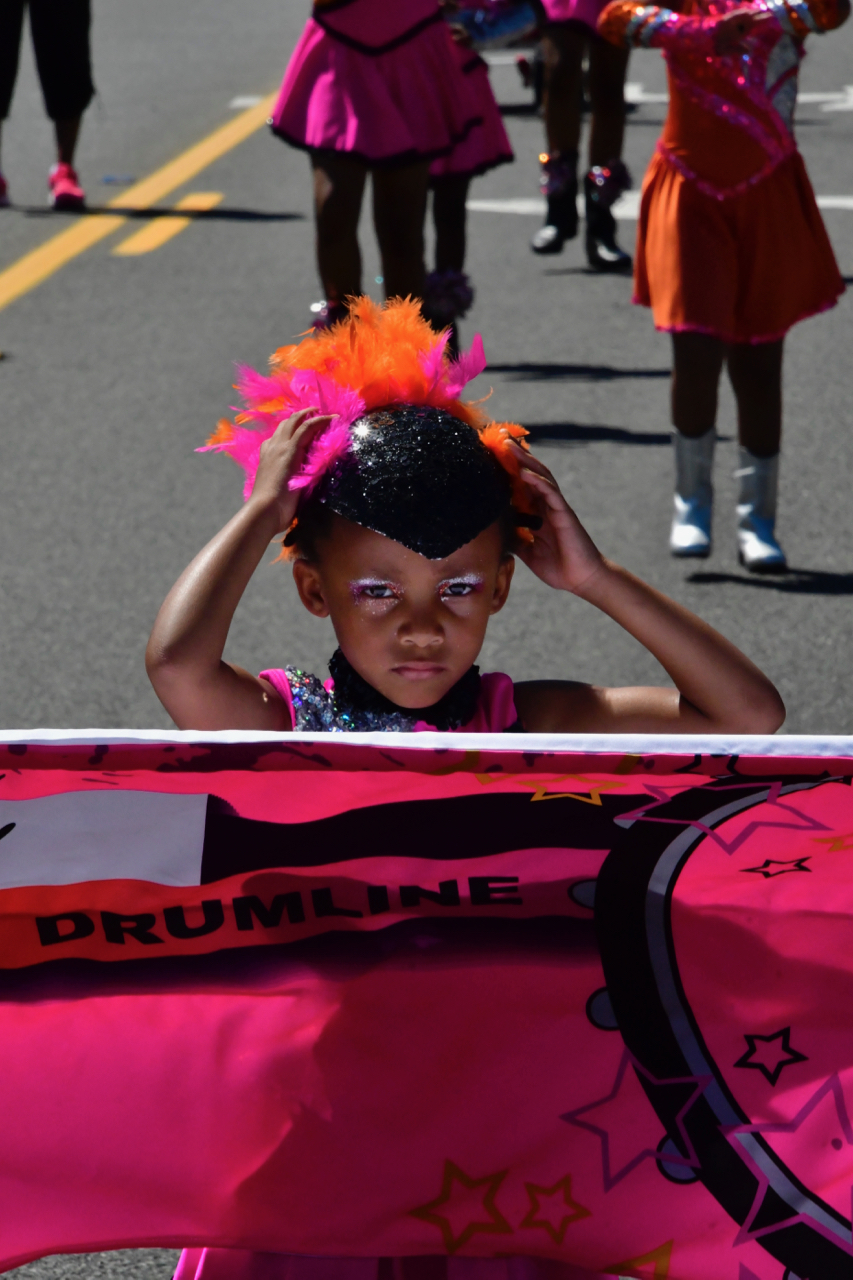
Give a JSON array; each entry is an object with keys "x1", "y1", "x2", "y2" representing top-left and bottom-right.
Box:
[
  {"x1": 670, "y1": 427, "x2": 715, "y2": 557},
  {"x1": 735, "y1": 447, "x2": 787, "y2": 573}
]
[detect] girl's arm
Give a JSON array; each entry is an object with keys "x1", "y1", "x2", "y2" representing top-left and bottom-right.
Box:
[
  {"x1": 145, "y1": 410, "x2": 333, "y2": 731},
  {"x1": 510, "y1": 447, "x2": 785, "y2": 734},
  {"x1": 597, "y1": 0, "x2": 847, "y2": 54}
]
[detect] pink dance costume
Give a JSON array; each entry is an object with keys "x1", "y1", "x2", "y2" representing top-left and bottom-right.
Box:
[
  {"x1": 598, "y1": 0, "x2": 847, "y2": 341},
  {"x1": 259, "y1": 664, "x2": 520, "y2": 733},
  {"x1": 271, "y1": 0, "x2": 483, "y2": 166},
  {"x1": 429, "y1": 41, "x2": 513, "y2": 180}
]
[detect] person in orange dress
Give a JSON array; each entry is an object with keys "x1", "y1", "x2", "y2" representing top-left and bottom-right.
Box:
[{"x1": 598, "y1": 0, "x2": 848, "y2": 570}]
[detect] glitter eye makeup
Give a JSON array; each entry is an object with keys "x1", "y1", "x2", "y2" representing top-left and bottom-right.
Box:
[
  {"x1": 438, "y1": 574, "x2": 484, "y2": 599},
  {"x1": 349, "y1": 578, "x2": 401, "y2": 603}
]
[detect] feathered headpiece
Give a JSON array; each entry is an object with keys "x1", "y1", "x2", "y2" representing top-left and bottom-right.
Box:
[{"x1": 201, "y1": 296, "x2": 536, "y2": 557}]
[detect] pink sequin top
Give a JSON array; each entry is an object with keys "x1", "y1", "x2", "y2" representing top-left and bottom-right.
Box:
[
  {"x1": 260, "y1": 668, "x2": 521, "y2": 733},
  {"x1": 598, "y1": 0, "x2": 847, "y2": 198}
]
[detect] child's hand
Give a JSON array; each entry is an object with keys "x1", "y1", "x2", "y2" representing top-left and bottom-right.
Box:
[
  {"x1": 248, "y1": 409, "x2": 336, "y2": 533},
  {"x1": 712, "y1": 7, "x2": 772, "y2": 53},
  {"x1": 510, "y1": 444, "x2": 606, "y2": 594}
]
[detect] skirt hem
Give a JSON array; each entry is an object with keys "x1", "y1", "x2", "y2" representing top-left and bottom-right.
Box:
[{"x1": 270, "y1": 115, "x2": 485, "y2": 169}]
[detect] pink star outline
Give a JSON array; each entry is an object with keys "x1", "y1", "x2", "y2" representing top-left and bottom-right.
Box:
[
  {"x1": 561, "y1": 1047, "x2": 711, "y2": 1191},
  {"x1": 613, "y1": 779, "x2": 831, "y2": 856},
  {"x1": 722, "y1": 1074, "x2": 853, "y2": 1252}
]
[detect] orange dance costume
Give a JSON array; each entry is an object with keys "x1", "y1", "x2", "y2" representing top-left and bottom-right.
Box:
[{"x1": 598, "y1": 0, "x2": 847, "y2": 342}]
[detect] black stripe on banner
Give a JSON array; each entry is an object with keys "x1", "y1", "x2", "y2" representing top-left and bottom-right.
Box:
[
  {"x1": 0, "y1": 915, "x2": 599, "y2": 996},
  {"x1": 200, "y1": 791, "x2": 640, "y2": 882}
]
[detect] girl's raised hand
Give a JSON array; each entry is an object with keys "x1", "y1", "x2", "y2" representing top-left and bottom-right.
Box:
[
  {"x1": 248, "y1": 409, "x2": 336, "y2": 533},
  {"x1": 510, "y1": 443, "x2": 606, "y2": 594}
]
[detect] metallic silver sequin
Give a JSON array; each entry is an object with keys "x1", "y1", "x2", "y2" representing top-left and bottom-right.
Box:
[{"x1": 284, "y1": 667, "x2": 421, "y2": 733}]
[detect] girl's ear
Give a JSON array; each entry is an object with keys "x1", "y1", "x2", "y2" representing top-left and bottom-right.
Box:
[
  {"x1": 292, "y1": 559, "x2": 331, "y2": 618},
  {"x1": 490, "y1": 555, "x2": 515, "y2": 615}
]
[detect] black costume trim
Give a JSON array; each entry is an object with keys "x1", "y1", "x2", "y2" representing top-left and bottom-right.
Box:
[
  {"x1": 328, "y1": 649, "x2": 481, "y2": 732},
  {"x1": 270, "y1": 116, "x2": 484, "y2": 170}
]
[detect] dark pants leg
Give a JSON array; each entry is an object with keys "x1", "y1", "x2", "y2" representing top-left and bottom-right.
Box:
[
  {"x1": 28, "y1": 0, "x2": 94, "y2": 120},
  {"x1": 0, "y1": 0, "x2": 26, "y2": 120}
]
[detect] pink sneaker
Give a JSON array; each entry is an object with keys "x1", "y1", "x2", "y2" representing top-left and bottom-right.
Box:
[
  {"x1": 48, "y1": 162, "x2": 86, "y2": 211},
  {"x1": 0, "y1": 173, "x2": 9, "y2": 208}
]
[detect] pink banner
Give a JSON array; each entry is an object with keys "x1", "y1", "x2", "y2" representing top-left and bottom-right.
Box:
[{"x1": 0, "y1": 733, "x2": 852, "y2": 1280}]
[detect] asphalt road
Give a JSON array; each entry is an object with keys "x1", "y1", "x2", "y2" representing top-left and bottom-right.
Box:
[
  {"x1": 3, "y1": 1, "x2": 853, "y2": 740},
  {"x1": 1, "y1": 4, "x2": 853, "y2": 1279}
]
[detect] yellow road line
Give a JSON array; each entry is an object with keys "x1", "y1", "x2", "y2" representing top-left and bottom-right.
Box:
[
  {"x1": 112, "y1": 191, "x2": 224, "y2": 256},
  {"x1": 0, "y1": 93, "x2": 275, "y2": 314}
]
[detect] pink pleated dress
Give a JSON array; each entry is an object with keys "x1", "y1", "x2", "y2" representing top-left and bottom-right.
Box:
[
  {"x1": 429, "y1": 42, "x2": 514, "y2": 181},
  {"x1": 270, "y1": 0, "x2": 485, "y2": 167}
]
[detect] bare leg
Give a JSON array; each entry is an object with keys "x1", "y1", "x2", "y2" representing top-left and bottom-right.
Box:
[
  {"x1": 531, "y1": 26, "x2": 584, "y2": 252},
  {"x1": 587, "y1": 36, "x2": 629, "y2": 168},
  {"x1": 584, "y1": 32, "x2": 631, "y2": 270},
  {"x1": 726, "y1": 339, "x2": 783, "y2": 457},
  {"x1": 541, "y1": 26, "x2": 584, "y2": 157},
  {"x1": 54, "y1": 116, "x2": 81, "y2": 165},
  {"x1": 431, "y1": 174, "x2": 469, "y2": 274},
  {"x1": 311, "y1": 152, "x2": 367, "y2": 305},
  {"x1": 671, "y1": 332, "x2": 725, "y2": 436},
  {"x1": 371, "y1": 161, "x2": 429, "y2": 299},
  {"x1": 668, "y1": 333, "x2": 725, "y2": 556}
]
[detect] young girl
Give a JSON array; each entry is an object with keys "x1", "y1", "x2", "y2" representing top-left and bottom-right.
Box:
[
  {"x1": 147, "y1": 297, "x2": 783, "y2": 741},
  {"x1": 597, "y1": 0, "x2": 848, "y2": 570},
  {"x1": 270, "y1": 0, "x2": 488, "y2": 330}
]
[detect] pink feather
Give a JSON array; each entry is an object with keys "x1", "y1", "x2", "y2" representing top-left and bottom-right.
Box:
[
  {"x1": 199, "y1": 370, "x2": 365, "y2": 499},
  {"x1": 289, "y1": 417, "x2": 354, "y2": 493},
  {"x1": 417, "y1": 331, "x2": 450, "y2": 395},
  {"x1": 444, "y1": 333, "x2": 486, "y2": 398}
]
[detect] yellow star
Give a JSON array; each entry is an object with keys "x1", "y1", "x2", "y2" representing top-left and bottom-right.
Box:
[
  {"x1": 517, "y1": 775, "x2": 627, "y2": 805},
  {"x1": 813, "y1": 831, "x2": 853, "y2": 852},
  {"x1": 410, "y1": 1160, "x2": 513, "y2": 1254},
  {"x1": 519, "y1": 1175, "x2": 591, "y2": 1243},
  {"x1": 605, "y1": 1240, "x2": 673, "y2": 1280}
]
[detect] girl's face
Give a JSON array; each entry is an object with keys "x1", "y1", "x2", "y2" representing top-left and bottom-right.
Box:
[{"x1": 292, "y1": 514, "x2": 514, "y2": 708}]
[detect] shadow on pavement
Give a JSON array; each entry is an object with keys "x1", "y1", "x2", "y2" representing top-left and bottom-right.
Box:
[
  {"x1": 525, "y1": 422, "x2": 670, "y2": 445},
  {"x1": 488, "y1": 361, "x2": 670, "y2": 381},
  {"x1": 688, "y1": 569, "x2": 853, "y2": 595},
  {"x1": 498, "y1": 103, "x2": 539, "y2": 116},
  {"x1": 22, "y1": 206, "x2": 304, "y2": 222}
]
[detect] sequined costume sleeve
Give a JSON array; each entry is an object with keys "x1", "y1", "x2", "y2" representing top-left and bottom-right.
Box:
[{"x1": 598, "y1": 0, "x2": 846, "y2": 48}]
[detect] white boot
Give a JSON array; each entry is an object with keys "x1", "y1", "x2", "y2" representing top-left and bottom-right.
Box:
[
  {"x1": 670, "y1": 427, "x2": 715, "y2": 557},
  {"x1": 735, "y1": 447, "x2": 787, "y2": 573}
]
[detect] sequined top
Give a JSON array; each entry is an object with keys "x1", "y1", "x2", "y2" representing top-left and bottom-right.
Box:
[
  {"x1": 599, "y1": 0, "x2": 847, "y2": 198},
  {"x1": 259, "y1": 663, "x2": 520, "y2": 733}
]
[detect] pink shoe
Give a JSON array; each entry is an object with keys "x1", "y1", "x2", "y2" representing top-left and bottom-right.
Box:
[
  {"x1": 0, "y1": 173, "x2": 9, "y2": 208},
  {"x1": 48, "y1": 162, "x2": 86, "y2": 211}
]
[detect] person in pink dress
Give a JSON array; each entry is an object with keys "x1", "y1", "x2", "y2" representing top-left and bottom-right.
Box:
[
  {"x1": 531, "y1": 0, "x2": 633, "y2": 271},
  {"x1": 270, "y1": 0, "x2": 486, "y2": 329}
]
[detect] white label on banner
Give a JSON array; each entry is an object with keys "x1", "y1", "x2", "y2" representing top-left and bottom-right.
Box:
[{"x1": 0, "y1": 791, "x2": 208, "y2": 888}]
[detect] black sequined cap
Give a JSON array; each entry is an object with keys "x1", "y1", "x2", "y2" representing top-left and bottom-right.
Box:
[{"x1": 318, "y1": 404, "x2": 512, "y2": 560}]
